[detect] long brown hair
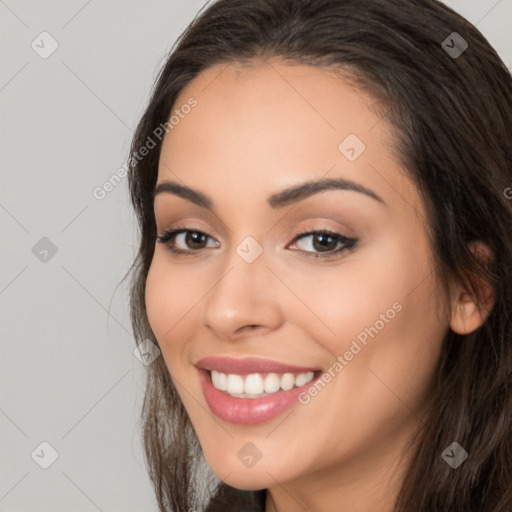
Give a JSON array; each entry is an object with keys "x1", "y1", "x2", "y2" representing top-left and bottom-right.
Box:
[{"x1": 124, "y1": 0, "x2": 512, "y2": 510}]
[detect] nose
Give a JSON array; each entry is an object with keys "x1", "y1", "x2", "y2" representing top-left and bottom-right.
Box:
[{"x1": 200, "y1": 244, "x2": 284, "y2": 340}]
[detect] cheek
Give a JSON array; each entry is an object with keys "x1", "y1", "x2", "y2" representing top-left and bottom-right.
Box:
[
  {"x1": 291, "y1": 231, "x2": 445, "y2": 385},
  {"x1": 145, "y1": 255, "x2": 203, "y2": 326},
  {"x1": 145, "y1": 259, "x2": 171, "y2": 337},
  {"x1": 284, "y1": 240, "x2": 412, "y2": 353},
  {"x1": 322, "y1": 238, "x2": 446, "y2": 405},
  {"x1": 144, "y1": 258, "x2": 197, "y2": 360}
]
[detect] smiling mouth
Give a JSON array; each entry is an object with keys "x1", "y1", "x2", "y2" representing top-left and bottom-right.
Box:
[
  {"x1": 197, "y1": 357, "x2": 324, "y2": 424},
  {"x1": 207, "y1": 369, "x2": 320, "y2": 398}
]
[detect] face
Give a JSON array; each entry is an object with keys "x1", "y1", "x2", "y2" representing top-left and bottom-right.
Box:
[{"x1": 145, "y1": 59, "x2": 451, "y2": 492}]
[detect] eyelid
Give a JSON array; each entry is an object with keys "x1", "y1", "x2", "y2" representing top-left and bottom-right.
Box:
[{"x1": 157, "y1": 219, "x2": 215, "y2": 238}]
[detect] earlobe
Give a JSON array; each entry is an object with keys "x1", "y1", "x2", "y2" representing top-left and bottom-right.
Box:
[
  {"x1": 449, "y1": 291, "x2": 489, "y2": 335},
  {"x1": 449, "y1": 241, "x2": 495, "y2": 335}
]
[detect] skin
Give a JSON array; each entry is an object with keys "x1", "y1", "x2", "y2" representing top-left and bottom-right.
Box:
[{"x1": 145, "y1": 59, "x2": 492, "y2": 512}]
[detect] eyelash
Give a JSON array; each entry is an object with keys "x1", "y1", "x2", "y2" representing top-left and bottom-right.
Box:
[{"x1": 156, "y1": 225, "x2": 358, "y2": 259}]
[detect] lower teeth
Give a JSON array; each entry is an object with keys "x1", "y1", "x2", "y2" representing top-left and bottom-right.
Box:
[{"x1": 226, "y1": 391, "x2": 273, "y2": 399}]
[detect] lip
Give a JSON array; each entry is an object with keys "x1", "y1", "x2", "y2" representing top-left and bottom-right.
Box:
[
  {"x1": 195, "y1": 356, "x2": 320, "y2": 375},
  {"x1": 196, "y1": 357, "x2": 322, "y2": 425}
]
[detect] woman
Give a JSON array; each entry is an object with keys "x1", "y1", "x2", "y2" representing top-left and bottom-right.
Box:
[{"x1": 125, "y1": 0, "x2": 512, "y2": 510}]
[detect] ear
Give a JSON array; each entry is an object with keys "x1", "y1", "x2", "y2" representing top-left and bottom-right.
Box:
[{"x1": 449, "y1": 240, "x2": 495, "y2": 335}]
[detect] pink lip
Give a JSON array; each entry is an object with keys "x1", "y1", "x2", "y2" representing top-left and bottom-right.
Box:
[
  {"x1": 196, "y1": 357, "x2": 321, "y2": 425},
  {"x1": 195, "y1": 356, "x2": 320, "y2": 375}
]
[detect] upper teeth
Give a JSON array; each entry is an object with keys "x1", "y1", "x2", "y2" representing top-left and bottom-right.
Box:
[{"x1": 211, "y1": 370, "x2": 315, "y2": 398}]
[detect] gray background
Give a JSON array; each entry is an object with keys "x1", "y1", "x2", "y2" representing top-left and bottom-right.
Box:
[{"x1": 1, "y1": 1, "x2": 510, "y2": 511}]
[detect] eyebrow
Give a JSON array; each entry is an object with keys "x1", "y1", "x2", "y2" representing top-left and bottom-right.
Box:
[{"x1": 153, "y1": 177, "x2": 386, "y2": 209}]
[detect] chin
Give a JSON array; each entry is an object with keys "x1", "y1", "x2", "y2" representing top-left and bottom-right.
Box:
[{"x1": 202, "y1": 450, "x2": 288, "y2": 490}]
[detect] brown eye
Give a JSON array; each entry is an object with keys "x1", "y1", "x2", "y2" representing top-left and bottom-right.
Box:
[
  {"x1": 157, "y1": 229, "x2": 219, "y2": 255},
  {"x1": 289, "y1": 230, "x2": 358, "y2": 258},
  {"x1": 184, "y1": 231, "x2": 209, "y2": 249},
  {"x1": 311, "y1": 233, "x2": 339, "y2": 252}
]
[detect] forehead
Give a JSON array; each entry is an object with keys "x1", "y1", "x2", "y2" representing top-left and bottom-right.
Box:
[
  {"x1": 170, "y1": 59, "x2": 381, "y2": 140},
  {"x1": 156, "y1": 60, "x2": 420, "y2": 218}
]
